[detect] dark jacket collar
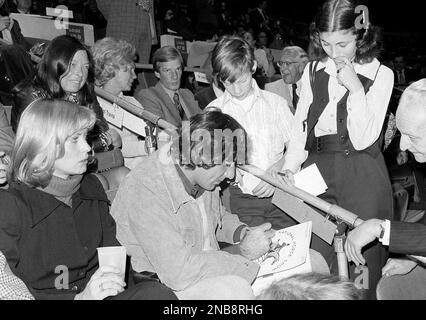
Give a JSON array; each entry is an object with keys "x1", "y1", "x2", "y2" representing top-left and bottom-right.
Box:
[{"x1": 10, "y1": 174, "x2": 109, "y2": 227}]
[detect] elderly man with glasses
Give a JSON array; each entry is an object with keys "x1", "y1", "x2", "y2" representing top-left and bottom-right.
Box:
[{"x1": 265, "y1": 46, "x2": 309, "y2": 114}]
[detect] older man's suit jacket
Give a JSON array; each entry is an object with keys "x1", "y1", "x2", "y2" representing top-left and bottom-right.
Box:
[
  {"x1": 135, "y1": 82, "x2": 201, "y2": 127},
  {"x1": 265, "y1": 79, "x2": 295, "y2": 113},
  {"x1": 389, "y1": 221, "x2": 426, "y2": 256},
  {"x1": 96, "y1": 0, "x2": 152, "y2": 63}
]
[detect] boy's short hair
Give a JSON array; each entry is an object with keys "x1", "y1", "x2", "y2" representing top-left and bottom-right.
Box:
[
  {"x1": 173, "y1": 108, "x2": 248, "y2": 170},
  {"x1": 211, "y1": 36, "x2": 255, "y2": 87}
]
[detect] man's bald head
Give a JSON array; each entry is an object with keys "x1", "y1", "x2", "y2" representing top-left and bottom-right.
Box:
[
  {"x1": 278, "y1": 46, "x2": 309, "y2": 84},
  {"x1": 396, "y1": 79, "x2": 426, "y2": 162}
]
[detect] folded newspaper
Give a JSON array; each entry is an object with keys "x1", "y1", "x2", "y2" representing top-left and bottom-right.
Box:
[{"x1": 252, "y1": 221, "x2": 312, "y2": 296}]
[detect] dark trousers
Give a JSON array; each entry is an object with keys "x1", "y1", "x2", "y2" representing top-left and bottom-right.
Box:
[
  {"x1": 229, "y1": 185, "x2": 297, "y2": 230},
  {"x1": 305, "y1": 150, "x2": 393, "y2": 300},
  {"x1": 107, "y1": 279, "x2": 177, "y2": 300}
]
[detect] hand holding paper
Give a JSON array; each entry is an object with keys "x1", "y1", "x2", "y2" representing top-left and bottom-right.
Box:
[
  {"x1": 252, "y1": 222, "x2": 313, "y2": 296},
  {"x1": 277, "y1": 164, "x2": 327, "y2": 196},
  {"x1": 293, "y1": 164, "x2": 327, "y2": 196}
]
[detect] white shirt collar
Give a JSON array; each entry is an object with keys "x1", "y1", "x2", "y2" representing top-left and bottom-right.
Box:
[
  {"x1": 159, "y1": 82, "x2": 178, "y2": 101},
  {"x1": 319, "y1": 57, "x2": 380, "y2": 81}
]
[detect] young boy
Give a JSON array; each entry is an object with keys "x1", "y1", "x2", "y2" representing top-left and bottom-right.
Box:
[{"x1": 208, "y1": 36, "x2": 295, "y2": 230}]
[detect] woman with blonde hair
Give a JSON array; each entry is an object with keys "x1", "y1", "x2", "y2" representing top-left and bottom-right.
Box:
[
  {"x1": 92, "y1": 37, "x2": 148, "y2": 169},
  {"x1": 0, "y1": 99, "x2": 177, "y2": 300}
]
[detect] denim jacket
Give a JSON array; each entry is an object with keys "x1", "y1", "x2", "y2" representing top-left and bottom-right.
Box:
[{"x1": 111, "y1": 151, "x2": 259, "y2": 291}]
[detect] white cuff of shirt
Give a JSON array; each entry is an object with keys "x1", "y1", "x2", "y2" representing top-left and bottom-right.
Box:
[
  {"x1": 379, "y1": 219, "x2": 391, "y2": 246},
  {"x1": 346, "y1": 88, "x2": 365, "y2": 113}
]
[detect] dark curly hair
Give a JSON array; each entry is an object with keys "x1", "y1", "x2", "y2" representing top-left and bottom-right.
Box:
[
  {"x1": 172, "y1": 109, "x2": 248, "y2": 170},
  {"x1": 309, "y1": 0, "x2": 382, "y2": 64}
]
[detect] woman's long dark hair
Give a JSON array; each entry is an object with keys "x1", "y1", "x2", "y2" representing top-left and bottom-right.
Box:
[
  {"x1": 34, "y1": 35, "x2": 97, "y2": 108},
  {"x1": 309, "y1": 0, "x2": 382, "y2": 64}
]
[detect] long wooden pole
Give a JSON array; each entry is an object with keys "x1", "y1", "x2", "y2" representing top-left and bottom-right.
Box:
[
  {"x1": 238, "y1": 164, "x2": 364, "y2": 229},
  {"x1": 94, "y1": 86, "x2": 178, "y2": 133},
  {"x1": 94, "y1": 88, "x2": 363, "y2": 228}
]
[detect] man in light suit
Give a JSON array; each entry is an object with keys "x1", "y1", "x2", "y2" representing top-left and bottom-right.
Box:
[
  {"x1": 345, "y1": 79, "x2": 426, "y2": 297},
  {"x1": 135, "y1": 46, "x2": 201, "y2": 128},
  {"x1": 265, "y1": 46, "x2": 309, "y2": 114}
]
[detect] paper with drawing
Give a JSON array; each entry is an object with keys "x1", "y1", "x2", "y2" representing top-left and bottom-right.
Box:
[
  {"x1": 255, "y1": 221, "x2": 312, "y2": 277},
  {"x1": 252, "y1": 222, "x2": 312, "y2": 295}
]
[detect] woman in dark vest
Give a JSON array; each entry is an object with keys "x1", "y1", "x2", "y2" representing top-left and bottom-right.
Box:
[{"x1": 280, "y1": 0, "x2": 394, "y2": 299}]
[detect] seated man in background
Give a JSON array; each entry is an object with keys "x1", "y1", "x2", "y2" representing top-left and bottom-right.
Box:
[
  {"x1": 265, "y1": 46, "x2": 309, "y2": 114},
  {"x1": 393, "y1": 54, "x2": 419, "y2": 86},
  {"x1": 0, "y1": 0, "x2": 31, "y2": 50},
  {"x1": 111, "y1": 110, "x2": 274, "y2": 299},
  {"x1": 135, "y1": 46, "x2": 201, "y2": 128}
]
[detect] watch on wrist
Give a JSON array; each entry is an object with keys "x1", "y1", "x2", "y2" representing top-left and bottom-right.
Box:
[{"x1": 379, "y1": 220, "x2": 386, "y2": 240}]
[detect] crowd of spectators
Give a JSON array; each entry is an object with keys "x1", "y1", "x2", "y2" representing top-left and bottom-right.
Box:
[{"x1": 5, "y1": 0, "x2": 425, "y2": 84}]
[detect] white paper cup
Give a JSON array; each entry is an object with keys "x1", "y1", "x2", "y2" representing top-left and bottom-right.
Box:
[{"x1": 97, "y1": 246, "x2": 127, "y2": 280}]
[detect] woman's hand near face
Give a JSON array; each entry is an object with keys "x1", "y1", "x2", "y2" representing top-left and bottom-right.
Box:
[
  {"x1": 74, "y1": 266, "x2": 126, "y2": 300},
  {"x1": 334, "y1": 57, "x2": 363, "y2": 94}
]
